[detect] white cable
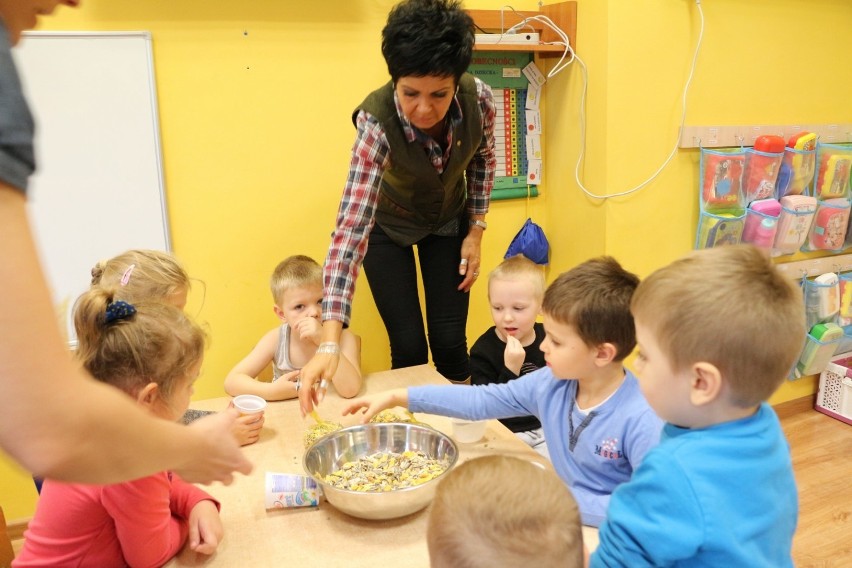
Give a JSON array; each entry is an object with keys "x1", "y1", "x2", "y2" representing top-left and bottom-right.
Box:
[
  {"x1": 575, "y1": 0, "x2": 705, "y2": 200},
  {"x1": 502, "y1": 14, "x2": 574, "y2": 78}
]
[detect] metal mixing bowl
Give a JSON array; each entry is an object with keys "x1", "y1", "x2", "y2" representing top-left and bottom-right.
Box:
[{"x1": 303, "y1": 422, "x2": 458, "y2": 520}]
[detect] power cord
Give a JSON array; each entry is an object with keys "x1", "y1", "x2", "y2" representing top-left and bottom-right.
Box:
[
  {"x1": 574, "y1": 0, "x2": 705, "y2": 199},
  {"x1": 491, "y1": 1, "x2": 703, "y2": 200}
]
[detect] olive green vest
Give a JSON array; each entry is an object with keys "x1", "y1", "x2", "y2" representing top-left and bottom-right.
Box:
[{"x1": 354, "y1": 73, "x2": 482, "y2": 247}]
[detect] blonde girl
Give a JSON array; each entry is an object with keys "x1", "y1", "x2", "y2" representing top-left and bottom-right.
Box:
[
  {"x1": 91, "y1": 249, "x2": 263, "y2": 445},
  {"x1": 90, "y1": 249, "x2": 192, "y2": 309},
  {"x1": 15, "y1": 289, "x2": 223, "y2": 567}
]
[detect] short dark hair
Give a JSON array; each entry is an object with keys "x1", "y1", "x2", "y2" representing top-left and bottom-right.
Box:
[
  {"x1": 542, "y1": 257, "x2": 640, "y2": 362},
  {"x1": 381, "y1": 0, "x2": 475, "y2": 84}
]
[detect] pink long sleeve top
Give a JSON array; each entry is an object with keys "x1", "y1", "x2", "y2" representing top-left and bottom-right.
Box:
[{"x1": 13, "y1": 471, "x2": 218, "y2": 568}]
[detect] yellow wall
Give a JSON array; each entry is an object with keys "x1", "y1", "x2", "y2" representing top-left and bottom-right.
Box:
[
  {"x1": 2, "y1": 0, "x2": 850, "y2": 520},
  {"x1": 551, "y1": 0, "x2": 850, "y2": 406}
]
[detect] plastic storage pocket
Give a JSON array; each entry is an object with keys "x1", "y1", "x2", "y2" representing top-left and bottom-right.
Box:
[
  {"x1": 779, "y1": 146, "x2": 817, "y2": 197},
  {"x1": 700, "y1": 149, "x2": 746, "y2": 212},
  {"x1": 743, "y1": 148, "x2": 784, "y2": 203},
  {"x1": 804, "y1": 198, "x2": 851, "y2": 252},
  {"x1": 793, "y1": 331, "x2": 841, "y2": 378},
  {"x1": 741, "y1": 205, "x2": 780, "y2": 250},
  {"x1": 772, "y1": 204, "x2": 815, "y2": 255},
  {"x1": 695, "y1": 209, "x2": 745, "y2": 250},
  {"x1": 815, "y1": 143, "x2": 852, "y2": 200},
  {"x1": 802, "y1": 276, "x2": 840, "y2": 330}
]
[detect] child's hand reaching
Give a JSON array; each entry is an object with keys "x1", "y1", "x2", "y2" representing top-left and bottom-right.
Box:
[
  {"x1": 503, "y1": 335, "x2": 525, "y2": 376},
  {"x1": 295, "y1": 317, "x2": 322, "y2": 345},
  {"x1": 187, "y1": 499, "x2": 223, "y2": 555},
  {"x1": 341, "y1": 388, "x2": 408, "y2": 423},
  {"x1": 233, "y1": 413, "x2": 264, "y2": 446}
]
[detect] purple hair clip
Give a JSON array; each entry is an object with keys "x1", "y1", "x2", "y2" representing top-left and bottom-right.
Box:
[{"x1": 105, "y1": 300, "x2": 136, "y2": 324}]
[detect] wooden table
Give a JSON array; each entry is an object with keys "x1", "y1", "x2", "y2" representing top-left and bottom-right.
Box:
[{"x1": 167, "y1": 365, "x2": 596, "y2": 566}]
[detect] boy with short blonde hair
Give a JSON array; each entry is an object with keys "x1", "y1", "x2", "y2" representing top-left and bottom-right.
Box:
[
  {"x1": 592, "y1": 245, "x2": 805, "y2": 567},
  {"x1": 471, "y1": 255, "x2": 547, "y2": 454},
  {"x1": 487, "y1": 254, "x2": 546, "y2": 297},
  {"x1": 225, "y1": 255, "x2": 361, "y2": 401},
  {"x1": 270, "y1": 255, "x2": 323, "y2": 307},
  {"x1": 428, "y1": 455, "x2": 584, "y2": 568}
]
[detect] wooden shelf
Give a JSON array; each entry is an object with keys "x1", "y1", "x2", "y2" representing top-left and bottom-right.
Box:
[
  {"x1": 680, "y1": 123, "x2": 852, "y2": 149},
  {"x1": 468, "y1": 1, "x2": 577, "y2": 56}
]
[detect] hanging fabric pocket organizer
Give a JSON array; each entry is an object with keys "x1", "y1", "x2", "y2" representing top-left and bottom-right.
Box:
[{"x1": 696, "y1": 148, "x2": 746, "y2": 250}]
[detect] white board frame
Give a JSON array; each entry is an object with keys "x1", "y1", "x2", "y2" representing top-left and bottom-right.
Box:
[{"x1": 13, "y1": 31, "x2": 170, "y2": 344}]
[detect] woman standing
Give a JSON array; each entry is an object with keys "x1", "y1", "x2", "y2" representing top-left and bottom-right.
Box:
[{"x1": 300, "y1": 0, "x2": 495, "y2": 411}]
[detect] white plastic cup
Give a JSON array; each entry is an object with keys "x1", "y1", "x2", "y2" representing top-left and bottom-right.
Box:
[
  {"x1": 451, "y1": 419, "x2": 487, "y2": 443},
  {"x1": 233, "y1": 394, "x2": 267, "y2": 417}
]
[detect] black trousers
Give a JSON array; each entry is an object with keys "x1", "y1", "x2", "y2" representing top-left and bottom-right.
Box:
[{"x1": 362, "y1": 224, "x2": 470, "y2": 382}]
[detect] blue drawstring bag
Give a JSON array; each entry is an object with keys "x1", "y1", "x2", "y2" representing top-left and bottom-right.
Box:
[{"x1": 505, "y1": 218, "x2": 549, "y2": 265}]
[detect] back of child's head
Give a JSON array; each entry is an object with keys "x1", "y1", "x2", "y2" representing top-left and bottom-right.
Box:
[
  {"x1": 542, "y1": 256, "x2": 640, "y2": 361},
  {"x1": 631, "y1": 245, "x2": 805, "y2": 406},
  {"x1": 488, "y1": 254, "x2": 545, "y2": 302},
  {"x1": 74, "y1": 286, "x2": 206, "y2": 401},
  {"x1": 427, "y1": 455, "x2": 583, "y2": 568},
  {"x1": 90, "y1": 249, "x2": 190, "y2": 307},
  {"x1": 270, "y1": 255, "x2": 322, "y2": 304}
]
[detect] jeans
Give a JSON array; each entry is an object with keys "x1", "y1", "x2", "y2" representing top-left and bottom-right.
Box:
[{"x1": 362, "y1": 224, "x2": 470, "y2": 382}]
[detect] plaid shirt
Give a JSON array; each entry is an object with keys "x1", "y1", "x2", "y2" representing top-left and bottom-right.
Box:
[{"x1": 323, "y1": 76, "x2": 496, "y2": 326}]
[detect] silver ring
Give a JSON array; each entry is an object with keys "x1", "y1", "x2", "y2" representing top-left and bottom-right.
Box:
[
  {"x1": 473, "y1": 271, "x2": 479, "y2": 277},
  {"x1": 320, "y1": 379, "x2": 328, "y2": 390},
  {"x1": 295, "y1": 378, "x2": 301, "y2": 392},
  {"x1": 459, "y1": 258, "x2": 468, "y2": 266}
]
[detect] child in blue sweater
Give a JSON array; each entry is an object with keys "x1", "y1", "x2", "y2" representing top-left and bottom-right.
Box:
[
  {"x1": 344, "y1": 257, "x2": 663, "y2": 527},
  {"x1": 592, "y1": 245, "x2": 805, "y2": 567}
]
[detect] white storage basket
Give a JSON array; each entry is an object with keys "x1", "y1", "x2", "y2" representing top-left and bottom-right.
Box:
[{"x1": 816, "y1": 353, "x2": 852, "y2": 425}]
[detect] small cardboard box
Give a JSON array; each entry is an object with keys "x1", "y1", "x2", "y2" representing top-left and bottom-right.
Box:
[{"x1": 264, "y1": 473, "x2": 320, "y2": 510}]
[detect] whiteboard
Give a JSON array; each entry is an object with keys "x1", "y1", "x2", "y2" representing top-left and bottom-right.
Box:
[{"x1": 13, "y1": 32, "x2": 170, "y2": 342}]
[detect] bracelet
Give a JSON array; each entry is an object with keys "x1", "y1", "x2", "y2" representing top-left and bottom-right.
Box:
[{"x1": 316, "y1": 342, "x2": 341, "y2": 355}]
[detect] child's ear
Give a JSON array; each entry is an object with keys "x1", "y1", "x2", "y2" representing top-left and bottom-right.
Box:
[
  {"x1": 135, "y1": 382, "x2": 160, "y2": 409},
  {"x1": 593, "y1": 342, "x2": 618, "y2": 366},
  {"x1": 273, "y1": 305, "x2": 286, "y2": 321},
  {"x1": 690, "y1": 362, "x2": 722, "y2": 406}
]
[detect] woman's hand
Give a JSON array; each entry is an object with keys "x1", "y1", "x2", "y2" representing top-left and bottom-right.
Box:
[
  {"x1": 176, "y1": 410, "x2": 253, "y2": 485},
  {"x1": 341, "y1": 389, "x2": 409, "y2": 423},
  {"x1": 298, "y1": 320, "x2": 344, "y2": 415},
  {"x1": 458, "y1": 223, "x2": 484, "y2": 292}
]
